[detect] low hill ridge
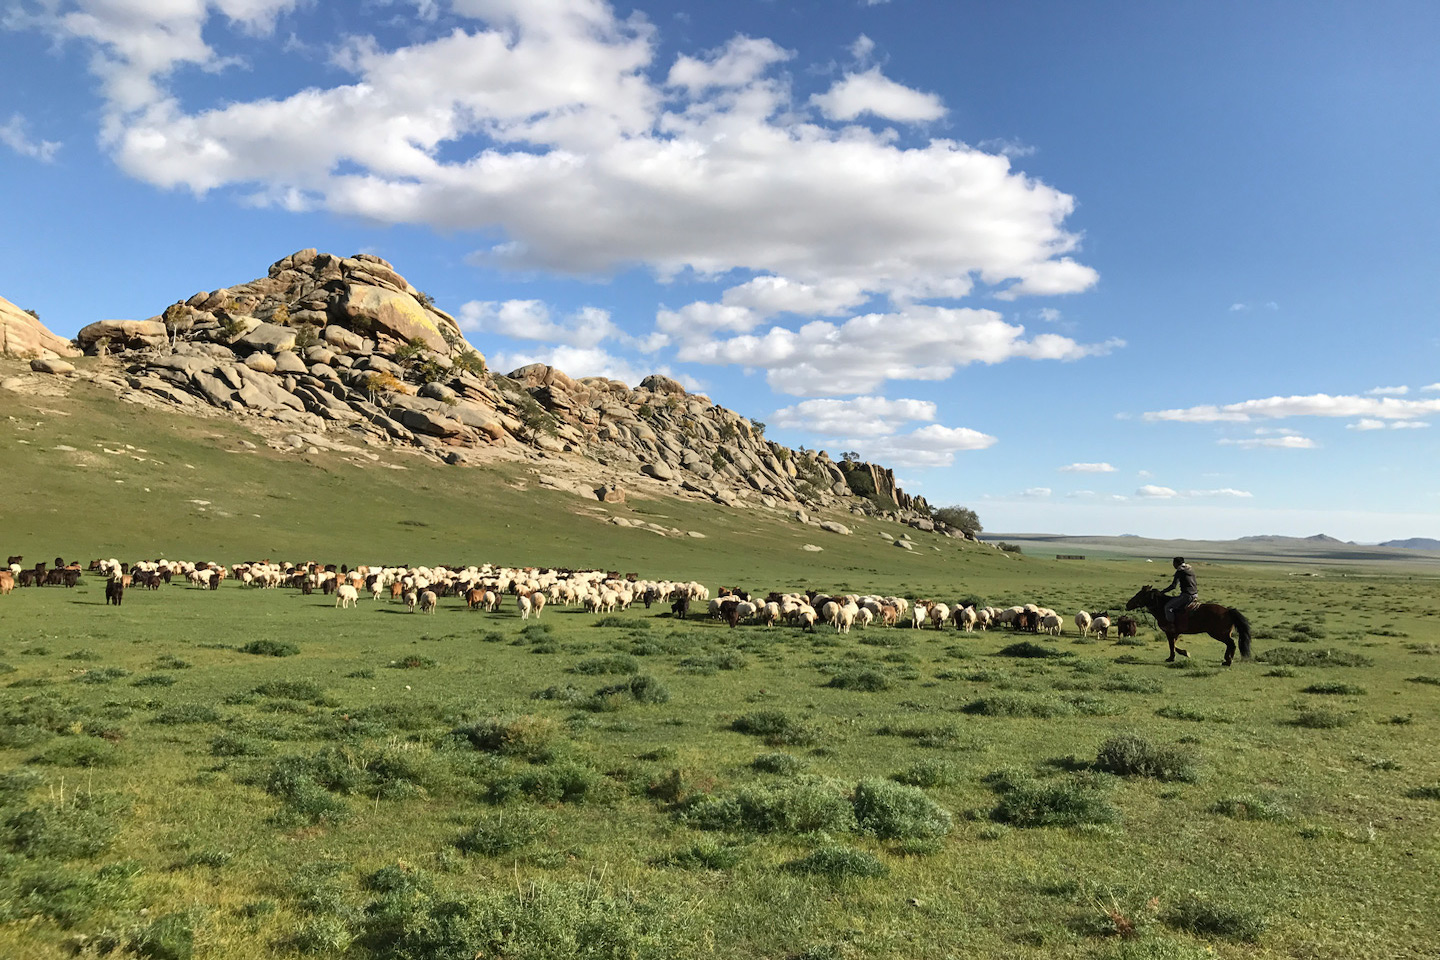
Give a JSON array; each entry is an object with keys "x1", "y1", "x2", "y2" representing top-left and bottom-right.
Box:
[{"x1": 10, "y1": 249, "x2": 943, "y2": 532}]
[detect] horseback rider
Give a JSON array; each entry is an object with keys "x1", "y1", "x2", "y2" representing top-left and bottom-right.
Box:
[{"x1": 1158, "y1": 556, "x2": 1198, "y2": 627}]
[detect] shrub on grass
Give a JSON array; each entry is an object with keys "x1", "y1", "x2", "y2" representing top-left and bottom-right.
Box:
[
  {"x1": 1163, "y1": 893, "x2": 1266, "y2": 943},
  {"x1": 874, "y1": 722, "x2": 963, "y2": 749},
  {"x1": 572, "y1": 654, "x2": 640, "y2": 675},
  {"x1": 452, "y1": 715, "x2": 560, "y2": 758},
  {"x1": 1156, "y1": 704, "x2": 1231, "y2": 724},
  {"x1": 1407, "y1": 675, "x2": 1440, "y2": 686},
  {"x1": 891, "y1": 759, "x2": 958, "y2": 788},
  {"x1": 29, "y1": 738, "x2": 123, "y2": 768},
  {"x1": 1406, "y1": 784, "x2": 1440, "y2": 800},
  {"x1": 962, "y1": 693, "x2": 1118, "y2": 718},
  {"x1": 152, "y1": 704, "x2": 220, "y2": 725},
  {"x1": 998, "y1": 641, "x2": 1074, "y2": 659},
  {"x1": 239, "y1": 640, "x2": 299, "y2": 657},
  {"x1": 150, "y1": 655, "x2": 192, "y2": 670},
  {"x1": 254, "y1": 680, "x2": 326, "y2": 701},
  {"x1": 455, "y1": 809, "x2": 547, "y2": 856},
  {"x1": 730, "y1": 710, "x2": 822, "y2": 747},
  {"x1": 1291, "y1": 707, "x2": 1353, "y2": 729},
  {"x1": 1301, "y1": 682, "x2": 1366, "y2": 695},
  {"x1": 130, "y1": 910, "x2": 195, "y2": 960},
  {"x1": 210, "y1": 733, "x2": 270, "y2": 757},
  {"x1": 1210, "y1": 794, "x2": 1287, "y2": 821},
  {"x1": 1257, "y1": 648, "x2": 1372, "y2": 668},
  {"x1": 752, "y1": 752, "x2": 807, "y2": 775},
  {"x1": 783, "y1": 846, "x2": 888, "y2": 879},
  {"x1": 487, "y1": 759, "x2": 607, "y2": 805},
  {"x1": 74, "y1": 667, "x2": 131, "y2": 685},
  {"x1": 824, "y1": 666, "x2": 891, "y2": 691},
  {"x1": 852, "y1": 779, "x2": 952, "y2": 839},
  {"x1": 990, "y1": 774, "x2": 1120, "y2": 828},
  {"x1": 658, "y1": 840, "x2": 745, "y2": 870},
  {"x1": 531, "y1": 684, "x2": 585, "y2": 702},
  {"x1": 681, "y1": 777, "x2": 857, "y2": 834},
  {"x1": 5, "y1": 799, "x2": 122, "y2": 861},
  {"x1": 131, "y1": 674, "x2": 177, "y2": 688},
  {"x1": 1095, "y1": 735, "x2": 1199, "y2": 782}
]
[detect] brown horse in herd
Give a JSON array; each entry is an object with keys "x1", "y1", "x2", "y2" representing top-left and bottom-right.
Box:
[{"x1": 1125, "y1": 585, "x2": 1252, "y2": 666}]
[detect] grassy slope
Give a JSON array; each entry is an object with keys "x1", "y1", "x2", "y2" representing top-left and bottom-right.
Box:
[{"x1": 2, "y1": 362, "x2": 1439, "y2": 959}]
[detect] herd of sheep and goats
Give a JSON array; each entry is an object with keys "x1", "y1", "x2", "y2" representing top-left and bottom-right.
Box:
[{"x1": 1, "y1": 555, "x2": 1143, "y2": 641}]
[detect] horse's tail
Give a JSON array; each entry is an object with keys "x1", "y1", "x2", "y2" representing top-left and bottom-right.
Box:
[{"x1": 1229, "y1": 608, "x2": 1252, "y2": 659}]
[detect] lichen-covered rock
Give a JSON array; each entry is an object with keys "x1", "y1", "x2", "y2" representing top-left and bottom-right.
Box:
[
  {"x1": 29, "y1": 358, "x2": 75, "y2": 375},
  {"x1": 338, "y1": 284, "x2": 450, "y2": 353},
  {"x1": 1, "y1": 297, "x2": 81, "y2": 359}
]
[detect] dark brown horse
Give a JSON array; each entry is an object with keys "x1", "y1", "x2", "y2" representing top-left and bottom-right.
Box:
[{"x1": 1125, "y1": 585, "x2": 1252, "y2": 666}]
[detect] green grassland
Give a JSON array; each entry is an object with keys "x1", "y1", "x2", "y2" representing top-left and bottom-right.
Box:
[{"x1": 2, "y1": 362, "x2": 1440, "y2": 959}]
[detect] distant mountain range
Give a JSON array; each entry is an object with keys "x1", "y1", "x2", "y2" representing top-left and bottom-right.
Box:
[{"x1": 1379, "y1": 538, "x2": 1440, "y2": 551}]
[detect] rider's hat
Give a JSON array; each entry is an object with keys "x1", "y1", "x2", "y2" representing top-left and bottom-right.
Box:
[{"x1": 1172, "y1": 556, "x2": 1185, "y2": 565}]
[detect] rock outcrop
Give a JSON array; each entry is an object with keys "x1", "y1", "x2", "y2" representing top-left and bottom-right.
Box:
[
  {"x1": 0, "y1": 296, "x2": 81, "y2": 360},
  {"x1": 26, "y1": 249, "x2": 940, "y2": 528}
]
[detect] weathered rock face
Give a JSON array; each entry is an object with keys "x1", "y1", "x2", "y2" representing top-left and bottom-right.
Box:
[
  {"x1": 0, "y1": 297, "x2": 81, "y2": 359},
  {"x1": 68, "y1": 248, "x2": 931, "y2": 529}
]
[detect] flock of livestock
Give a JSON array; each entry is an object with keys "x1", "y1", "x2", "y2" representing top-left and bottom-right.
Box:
[{"x1": 1, "y1": 554, "x2": 1142, "y2": 640}]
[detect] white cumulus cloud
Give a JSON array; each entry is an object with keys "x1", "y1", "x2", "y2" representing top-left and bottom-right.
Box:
[
  {"x1": 677, "y1": 304, "x2": 1121, "y2": 396},
  {"x1": 772, "y1": 396, "x2": 937, "y2": 437},
  {"x1": 1217, "y1": 435, "x2": 1317, "y2": 449},
  {"x1": 0, "y1": 113, "x2": 61, "y2": 162},
  {"x1": 459, "y1": 300, "x2": 618, "y2": 349},
  {"x1": 28, "y1": 0, "x2": 1097, "y2": 315},
  {"x1": 1145, "y1": 394, "x2": 1440, "y2": 423},
  {"x1": 810, "y1": 66, "x2": 946, "y2": 123},
  {"x1": 1059, "y1": 462, "x2": 1117, "y2": 474}
]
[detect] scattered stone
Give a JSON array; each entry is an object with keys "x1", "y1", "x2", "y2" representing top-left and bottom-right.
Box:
[
  {"x1": 894, "y1": 540, "x2": 914, "y2": 551},
  {"x1": 29, "y1": 358, "x2": 75, "y2": 375},
  {"x1": 802, "y1": 544, "x2": 824, "y2": 552},
  {"x1": 597, "y1": 484, "x2": 625, "y2": 503},
  {"x1": 642, "y1": 461, "x2": 675, "y2": 481},
  {"x1": 819, "y1": 520, "x2": 852, "y2": 536},
  {"x1": 687, "y1": 531, "x2": 706, "y2": 539}
]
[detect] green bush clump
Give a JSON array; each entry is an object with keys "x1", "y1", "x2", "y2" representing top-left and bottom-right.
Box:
[
  {"x1": 989, "y1": 774, "x2": 1120, "y2": 828},
  {"x1": 1095, "y1": 735, "x2": 1200, "y2": 782},
  {"x1": 658, "y1": 840, "x2": 745, "y2": 870},
  {"x1": 131, "y1": 674, "x2": 177, "y2": 688},
  {"x1": 963, "y1": 694, "x2": 1107, "y2": 718},
  {"x1": 531, "y1": 684, "x2": 585, "y2": 702},
  {"x1": 997, "y1": 641, "x2": 1074, "y2": 659},
  {"x1": 4, "y1": 793, "x2": 124, "y2": 859},
  {"x1": 1406, "y1": 784, "x2": 1440, "y2": 800},
  {"x1": 455, "y1": 809, "x2": 547, "y2": 856},
  {"x1": 487, "y1": 759, "x2": 607, "y2": 805},
  {"x1": 152, "y1": 704, "x2": 221, "y2": 725},
  {"x1": 451, "y1": 714, "x2": 560, "y2": 758},
  {"x1": 783, "y1": 846, "x2": 888, "y2": 880},
  {"x1": 29, "y1": 738, "x2": 124, "y2": 768},
  {"x1": 1210, "y1": 794, "x2": 1287, "y2": 821},
  {"x1": 852, "y1": 779, "x2": 952, "y2": 839},
  {"x1": 1257, "y1": 648, "x2": 1372, "y2": 668},
  {"x1": 74, "y1": 667, "x2": 131, "y2": 685},
  {"x1": 210, "y1": 733, "x2": 271, "y2": 757},
  {"x1": 239, "y1": 640, "x2": 299, "y2": 657},
  {"x1": 150, "y1": 655, "x2": 192, "y2": 670},
  {"x1": 751, "y1": 752, "x2": 807, "y2": 775},
  {"x1": 825, "y1": 666, "x2": 891, "y2": 691},
  {"x1": 1291, "y1": 707, "x2": 1353, "y2": 729},
  {"x1": 890, "y1": 758, "x2": 958, "y2": 788},
  {"x1": 130, "y1": 910, "x2": 195, "y2": 960},
  {"x1": 1301, "y1": 682, "x2": 1366, "y2": 695},
  {"x1": 254, "y1": 679, "x2": 326, "y2": 701},
  {"x1": 572, "y1": 654, "x2": 640, "y2": 675},
  {"x1": 359, "y1": 877, "x2": 694, "y2": 960},
  {"x1": 681, "y1": 777, "x2": 857, "y2": 834},
  {"x1": 1406, "y1": 675, "x2": 1440, "y2": 686},
  {"x1": 730, "y1": 710, "x2": 822, "y2": 747},
  {"x1": 1156, "y1": 704, "x2": 1231, "y2": 724},
  {"x1": 1164, "y1": 893, "x2": 1267, "y2": 943}
]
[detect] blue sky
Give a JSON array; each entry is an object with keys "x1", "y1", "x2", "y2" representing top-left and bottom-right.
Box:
[{"x1": 3, "y1": 0, "x2": 1437, "y2": 541}]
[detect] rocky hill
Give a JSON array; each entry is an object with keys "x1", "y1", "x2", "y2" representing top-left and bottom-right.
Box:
[{"x1": 9, "y1": 249, "x2": 948, "y2": 535}]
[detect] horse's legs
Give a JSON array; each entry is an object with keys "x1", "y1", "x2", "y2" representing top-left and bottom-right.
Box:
[{"x1": 1215, "y1": 628, "x2": 1235, "y2": 666}]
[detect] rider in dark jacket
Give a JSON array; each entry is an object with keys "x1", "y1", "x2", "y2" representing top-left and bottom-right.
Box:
[{"x1": 1159, "y1": 557, "x2": 1198, "y2": 626}]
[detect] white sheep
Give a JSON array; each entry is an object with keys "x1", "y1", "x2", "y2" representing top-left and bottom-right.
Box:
[
  {"x1": 517, "y1": 593, "x2": 534, "y2": 620},
  {"x1": 335, "y1": 584, "x2": 359, "y2": 609},
  {"x1": 1093, "y1": 615, "x2": 1111, "y2": 640},
  {"x1": 420, "y1": 590, "x2": 437, "y2": 614},
  {"x1": 1075, "y1": 611, "x2": 1092, "y2": 637},
  {"x1": 1039, "y1": 612, "x2": 1063, "y2": 635}
]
